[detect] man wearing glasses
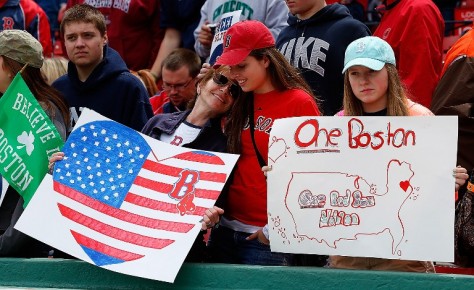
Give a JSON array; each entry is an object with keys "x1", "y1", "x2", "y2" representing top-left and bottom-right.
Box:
[{"x1": 150, "y1": 48, "x2": 201, "y2": 115}]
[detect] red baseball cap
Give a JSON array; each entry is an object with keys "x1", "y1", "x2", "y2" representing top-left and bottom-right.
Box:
[{"x1": 214, "y1": 20, "x2": 275, "y2": 67}]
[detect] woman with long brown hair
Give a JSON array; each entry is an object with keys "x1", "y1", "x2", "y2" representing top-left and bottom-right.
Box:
[
  {"x1": 0, "y1": 30, "x2": 69, "y2": 257},
  {"x1": 208, "y1": 20, "x2": 321, "y2": 265},
  {"x1": 0, "y1": 29, "x2": 69, "y2": 257},
  {"x1": 0, "y1": 32, "x2": 69, "y2": 138}
]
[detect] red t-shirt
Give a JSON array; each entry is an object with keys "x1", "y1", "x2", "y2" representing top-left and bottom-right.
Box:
[{"x1": 226, "y1": 89, "x2": 321, "y2": 227}]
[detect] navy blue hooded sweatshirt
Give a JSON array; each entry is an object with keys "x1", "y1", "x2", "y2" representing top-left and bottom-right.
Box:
[
  {"x1": 53, "y1": 46, "x2": 153, "y2": 131},
  {"x1": 276, "y1": 4, "x2": 370, "y2": 116}
]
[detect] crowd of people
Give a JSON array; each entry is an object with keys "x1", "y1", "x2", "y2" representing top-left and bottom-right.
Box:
[{"x1": 0, "y1": 0, "x2": 472, "y2": 274}]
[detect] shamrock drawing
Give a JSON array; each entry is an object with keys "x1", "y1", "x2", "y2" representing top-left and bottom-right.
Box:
[{"x1": 17, "y1": 131, "x2": 35, "y2": 156}]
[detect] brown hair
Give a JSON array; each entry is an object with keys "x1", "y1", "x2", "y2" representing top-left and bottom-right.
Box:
[
  {"x1": 225, "y1": 47, "x2": 318, "y2": 153},
  {"x1": 342, "y1": 64, "x2": 409, "y2": 116},
  {"x1": 130, "y1": 69, "x2": 158, "y2": 98},
  {"x1": 3, "y1": 56, "x2": 70, "y2": 130},
  {"x1": 162, "y1": 48, "x2": 201, "y2": 79},
  {"x1": 250, "y1": 47, "x2": 314, "y2": 97},
  {"x1": 186, "y1": 66, "x2": 240, "y2": 109},
  {"x1": 60, "y1": 4, "x2": 106, "y2": 37}
]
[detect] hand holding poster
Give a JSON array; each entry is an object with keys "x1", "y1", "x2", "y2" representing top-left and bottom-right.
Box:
[
  {"x1": 267, "y1": 116, "x2": 457, "y2": 262},
  {"x1": 0, "y1": 74, "x2": 64, "y2": 206},
  {"x1": 209, "y1": 10, "x2": 242, "y2": 65},
  {"x1": 16, "y1": 109, "x2": 239, "y2": 283}
]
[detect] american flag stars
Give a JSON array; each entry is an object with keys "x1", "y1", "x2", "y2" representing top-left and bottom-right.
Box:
[
  {"x1": 18, "y1": 112, "x2": 237, "y2": 277},
  {"x1": 54, "y1": 123, "x2": 149, "y2": 207}
]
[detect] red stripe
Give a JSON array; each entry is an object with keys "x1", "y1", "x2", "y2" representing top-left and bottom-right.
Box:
[
  {"x1": 57, "y1": 204, "x2": 174, "y2": 249},
  {"x1": 194, "y1": 188, "x2": 221, "y2": 200},
  {"x1": 71, "y1": 231, "x2": 144, "y2": 262},
  {"x1": 142, "y1": 159, "x2": 227, "y2": 183},
  {"x1": 173, "y1": 151, "x2": 225, "y2": 165},
  {"x1": 134, "y1": 176, "x2": 172, "y2": 193},
  {"x1": 124, "y1": 192, "x2": 206, "y2": 216},
  {"x1": 133, "y1": 176, "x2": 221, "y2": 199},
  {"x1": 54, "y1": 182, "x2": 194, "y2": 233}
]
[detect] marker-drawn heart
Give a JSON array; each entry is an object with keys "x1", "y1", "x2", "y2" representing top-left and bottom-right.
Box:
[{"x1": 399, "y1": 180, "x2": 410, "y2": 192}]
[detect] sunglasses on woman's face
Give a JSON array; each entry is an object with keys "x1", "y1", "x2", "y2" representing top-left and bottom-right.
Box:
[{"x1": 212, "y1": 73, "x2": 240, "y2": 98}]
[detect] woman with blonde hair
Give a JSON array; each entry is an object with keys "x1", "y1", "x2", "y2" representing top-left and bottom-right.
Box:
[
  {"x1": 41, "y1": 57, "x2": 68, "y2": 85},
  {"x1": 331, "y1": 35, "x2": 468, "y2": 272},
  {"x1": 50, "y1": 65, "x2": 241, "y2": 262},
  {"x1": 338, "y1": 38, "x2": 430, "y2": 117}
]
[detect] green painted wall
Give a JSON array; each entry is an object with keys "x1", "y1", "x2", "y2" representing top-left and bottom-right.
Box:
[{"x1": 0, "y1": 258, "x2": 472, "y2": 289}]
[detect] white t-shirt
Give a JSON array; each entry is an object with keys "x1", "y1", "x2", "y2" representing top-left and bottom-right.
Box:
[{"x1": 159, "y1": 121, "x2": 202, "y2": 146}]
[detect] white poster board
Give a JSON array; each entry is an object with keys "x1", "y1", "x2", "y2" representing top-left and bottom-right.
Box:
[
  {"x1": 267, "y1": 116, "x2": 458, "y2": 262},
  {"x1": 209, "y1": 10, "x2": 242, "y2": 65},
  {"x1": 16, "y1": 109, "x2": 239, "y2": 283}
]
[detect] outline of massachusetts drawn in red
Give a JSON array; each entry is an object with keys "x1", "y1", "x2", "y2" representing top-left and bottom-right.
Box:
[{"x1": 268, "y1": 136, "x2": 290, "y2": 163}]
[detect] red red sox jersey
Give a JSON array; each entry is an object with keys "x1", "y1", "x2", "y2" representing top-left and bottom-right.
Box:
[{"x1": 226, "y1": 88, "x2": 321, "y2": 227}]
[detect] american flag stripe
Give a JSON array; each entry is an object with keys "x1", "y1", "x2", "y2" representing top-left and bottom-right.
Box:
[
  {"x1": 58, "y1": 204, "x2": 174, "y2": 249},
  {"x1": 133, "y1": 176, "x2": 221, "y2": 200},
  {"x1": 124, "y1": 192, "x2": 207, "y2": 216},
  {"x1": 51, "y1": 120, "x2": 231, "y2": 267},
  {"x1": 71, "y1": 231, "x2": 144, "y2": 262},
  {"x1": 173, "y1": 151, "x2": 225, "y2": 165},
  {"x1": 55, "y1": 183, "x2": 194, "y2": 232},
  {"x1": 142, "y1": 159, "x2": 227, "y2": 183}
]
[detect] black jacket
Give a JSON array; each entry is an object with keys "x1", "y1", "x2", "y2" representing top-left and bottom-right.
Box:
[
  {"x1": 276, "y1": 3, "x2": 370, "y2": 116},
  {"x1": 53, "y1": 46, "x2": 153, "y2": 132}
]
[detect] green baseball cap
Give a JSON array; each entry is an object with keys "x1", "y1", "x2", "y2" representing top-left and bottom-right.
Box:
[
  {"x1": 342, "y1": 36, "x2": 395, "y2": 74},
  {"x1": 0, "y1": 30, "x2": 43, "y2": 68}
]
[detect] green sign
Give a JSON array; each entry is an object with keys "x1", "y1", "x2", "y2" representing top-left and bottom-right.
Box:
[{"x1": 0, "y1": 73, "x2": 64, "y2": 206}]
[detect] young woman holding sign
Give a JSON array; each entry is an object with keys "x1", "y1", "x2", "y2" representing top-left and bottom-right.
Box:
[
  {"x1": 208, "y1": 20, "x2": 321, "y2": 265},
  {"x1": 263, "y1": 35, "x2": 469, "y2": 272},
  {"x1": 50, "y1": 66, "x2": 241, "y2": 262},
  {"x1": 329, "y1": 36, "x2": 468, "y2": 272},
  {"x1": 0, "y1": 29, "x2": 69, "y2": 257}
]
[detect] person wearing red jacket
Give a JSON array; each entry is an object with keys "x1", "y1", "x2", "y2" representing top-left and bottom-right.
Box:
[
  {"x1": 0, "y1": 0, "x2": 53, "y2": 57},
  {"x1": 373, "y1": 0, "x2": 444, "y2": 108},
  {"x1": 21, "y1": 0, "x2": 53, "y2": 57}
]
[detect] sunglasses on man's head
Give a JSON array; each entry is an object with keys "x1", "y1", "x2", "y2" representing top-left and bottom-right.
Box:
[{"x1": 212, "y1": 73, "x2": 240, "y2": 98}]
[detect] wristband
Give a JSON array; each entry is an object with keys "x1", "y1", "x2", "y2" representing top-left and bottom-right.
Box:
[{"x1": 262, "y1": 224, "x2": 269, "y2": 240}]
